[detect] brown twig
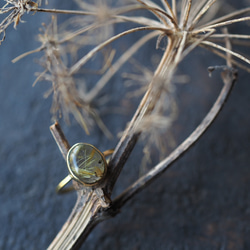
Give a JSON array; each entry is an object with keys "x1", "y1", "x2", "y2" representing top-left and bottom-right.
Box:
[
  {"x1": 46, "y1": 1, "x2": 240, "y2": 248},
  {"x1": 49, "y1": 122, "x2": 111, "y2": 250},
  {"x1": 49, "y1": 121, "x2": 71, "y2": 160},
  {"x1": 48, "y1": 67, "x2": 237, "y2": 249},
  {"x1": 104, "y1": 36, "x2": 177, "y2": 196}
]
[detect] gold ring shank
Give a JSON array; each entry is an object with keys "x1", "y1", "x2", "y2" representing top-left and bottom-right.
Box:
[{"x1": 56, "y1": 175, "x2": 74, "y2": 194}]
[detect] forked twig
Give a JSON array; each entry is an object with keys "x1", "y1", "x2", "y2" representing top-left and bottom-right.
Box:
[
  {"x1": 111, "y1": 67, "x2": 237, "y2": 209},
  {"x1": 48, "y1": 67, "x2": 237, "y2": 250}
]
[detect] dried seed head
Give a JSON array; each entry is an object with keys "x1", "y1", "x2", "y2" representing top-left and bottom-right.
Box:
[{"x1": 0, "y1": 0, "x2": 38, "y2": 43}]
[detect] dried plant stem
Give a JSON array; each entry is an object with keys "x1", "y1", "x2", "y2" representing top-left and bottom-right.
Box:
[
  {"x1": 12, "y1": 46, "x2": 44, "y2": 63},
  {"x1": 199, "y1": 16, "x2": 250, "y2": 30},
  {"x1": 34, "y1": 8, "x2": 95, "y2": 16},
  {"x1": 41, "y1": 1, "x2": 247, "y2": 248},
  {"x1": 1, "y1": 1, "x2": 249, "y2": 249},
  {"x1": 86, "y1": 30, "x2": 160, "y2": 101},
  {"x1": 172, "y1": 0, "x2": 177, "y2": 18},
  {"x1": 47, "y1": 11, "x2": 239, "y2": 245},
  {"x1": 210, "y1": 34, "x2": 250, "y2": 39},
  {"x1": 49, "y1": 124, "x2": 111, "y2": 250},
  {"x1": 50, "y1": 121, "x2": 70, "y2": 160},
  {"x1": 69, "y1": 26, "x2": 169, "y2": 75},
  {"x1": 136, "y1": 1, "x2": 177, "y2": 28},
  {"x1": 111, "y1": 68, "x2": 237, "y2": 209},
  {"x1": 161, "y1": 0, "x2": 176, "y2": 22},
  {"x1": 179, "y1": 0, "x2": 191, "y2": 28},
  {"x1": 190, "y1": 0, "x2": 217, "y2": 29},
  {"x1": 105, "y1": 37, "x2": 178, "y2": 195},
  {"x1": 48, "y1": 67, "x2": 237, "y2": 250},
  {"x1": 200, "y1": 44, "x2": 250, "y2": 72},
  {"x1": 105, "y1": 32, "x2": 200, "y2": 196},
  {"x1": 47, "y1": 188, "x2": 110, "y2": 250},
  {"x1": 33, "y1": 4, "x2": 148, "y2": 16},
  {"x1": 200, "y1": 7, "x2": 250, "y2": 28},
  {"x1": 201, "y1": 40, "x2": 250, "y2": 65},
  {"x1": 48, "y1": 37, "x2": 181, "y2": 249}
]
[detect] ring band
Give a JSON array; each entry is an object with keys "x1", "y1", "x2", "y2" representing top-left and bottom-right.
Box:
[
  {"x1": 56, "y1": 143, "x2": 114, "y2": 194},
  {"x1": 56, "y1": 175, "x2": 74, "y2": 194}
]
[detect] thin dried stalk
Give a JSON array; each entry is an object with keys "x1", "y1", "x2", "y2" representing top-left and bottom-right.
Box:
[
  {"x1": 198, "y1": 16, "x2": 250, "y2": 31},
  {"x1": 200, "y1": 44, "x2": 250, "y2": 72},
  {"x1": 49, "y1": 121, "x2": 70, "y2": 160},
  {"x1": 210, "y1": 34, "x2": 250, "y2": 39},
  {"x1": 201, "y1": 40, "x2": 250, "y2": 65},
  {"x1": 180, "y1": 0, "x2": 192, "y2": 28},
  {"x1": 199, "y1": 7, "x2": 250, "y2": 28},
  {"x1": 104, "y1": 36, "x2": 180, "y2": 194},
  {"x1": 69, "y1": 26, "x2": 168, "y2": 75},
  {"x1": 189, "y1": 0, "x2": 217, "y2": 29},
  {"x1": 86, "y1": 30, "x2": 160, "y2": 102}
]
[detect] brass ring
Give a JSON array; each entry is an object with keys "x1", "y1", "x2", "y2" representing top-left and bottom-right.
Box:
[
  {"x1": 56, "y1": 143, "x2": 113, "y2": 194},
  {"x1": 56, "y1": 175, "x2": 74, "y2": 194}
]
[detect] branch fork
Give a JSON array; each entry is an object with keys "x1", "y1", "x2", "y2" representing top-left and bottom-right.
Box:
[{"x1": 48, "y1": 66, "x2": 237, "y2": 250}]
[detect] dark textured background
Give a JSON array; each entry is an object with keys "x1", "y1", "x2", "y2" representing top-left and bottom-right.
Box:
[{"x1": 0, "y1": 1, "x2": 249, "y2": 249}]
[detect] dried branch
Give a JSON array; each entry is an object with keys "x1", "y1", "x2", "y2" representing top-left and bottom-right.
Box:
[
  {"x1": 85, "y1": 30, "x2": 160, "y2": 104},
  {"x1": 48, "y1": 187, "x2": 111, "y2": 250},
  {"x1": 50, "y1": 121, "x2": 70, "y2": 160},
  {"x1": 1, "y1": 1, "x2": 248, "y2": 249},
  {"x1": 48, "y1": 67, "x2": 237, "y2": 249},
  {"x1": 49, "y1": 123, "x2": 111, "y2": 250},
  {"x1": 111, "y1": 67, "x2": 237, "y2": 209},
  {"x1": 48, "y1": 27, "x2": 237, "y2": 248},
  {"x1": 201, "y1": 40, "x2": 250, "y2": 65},
  {"x1": 69, "y1": 25, "x2": 169, "y2": 75}
]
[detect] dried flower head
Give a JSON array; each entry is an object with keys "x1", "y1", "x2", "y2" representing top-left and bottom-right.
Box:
[
  {"x1": 5, "y1": 0, "x2": 250, "y2": 157},
  {"x1": 113, "y1": 0, "x2": 250, "y2": 170},
  {"x1": 35, "y1": 16, "x2": 115, "y2": 137},
  {"x1": 0, "y1": 0, "x2": 37, "y2": 43}
]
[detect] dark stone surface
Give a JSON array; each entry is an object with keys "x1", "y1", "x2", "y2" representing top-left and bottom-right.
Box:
[{"x1": 0, "y1": 1, "x2": 249, "y2": 250}]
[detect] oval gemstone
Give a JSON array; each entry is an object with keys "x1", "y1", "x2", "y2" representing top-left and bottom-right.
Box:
[{"x1": 67, "y1": 143, "x2": 107, "y2": 185}]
